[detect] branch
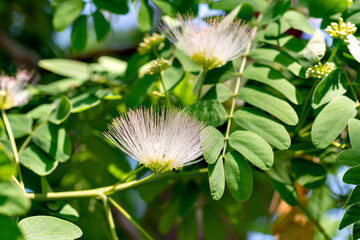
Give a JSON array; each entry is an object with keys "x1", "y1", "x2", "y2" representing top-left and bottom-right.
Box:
[{"x1": 25, "y1": 168, "x2": 208, "y2": 201}]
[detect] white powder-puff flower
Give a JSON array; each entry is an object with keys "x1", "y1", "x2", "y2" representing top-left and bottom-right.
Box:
[
  {"x1": 104, "y1": 107, "x2": 209, "y2": 173},
  {"x1": 0, "y1": 70, "x2": 30, "y2": 110},
  {"x1": 161, "y1": 14, "x2": 252, "y2": 70}
]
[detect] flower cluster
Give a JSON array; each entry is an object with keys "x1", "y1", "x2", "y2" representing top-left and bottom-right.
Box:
[
  {"x1": 325, "y1": 18, "x2": 357, "y2": 40},
  {"x1": 305, "y1": 62, "x2": 336, "y2": 79},
  {"x1": 138, "y1": 33, "x2": 166, "y2": 55},
  {"x1": 0, "y1": 70, "x2": 30, "y2": 110},
  {"x1": 146, "y1": 58, "x2": 171, "y2": 75},
  {"x1": 161, "y1": 15, "x2": 252, "y2": 70},
  {"x1": 104, "y1": 107, "x2": 209, "y2": 173}
]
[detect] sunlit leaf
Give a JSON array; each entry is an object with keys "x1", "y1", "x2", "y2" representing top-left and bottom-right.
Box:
[
  {"x1": 303, "y1": 29, "x2": 326, "y2": 62},
  {"x1": 312, "y1": 96, "x2": 357, "y2": 148},
  {"x1": 19, "y1": 216, "x2": 82, "y2": 240}
]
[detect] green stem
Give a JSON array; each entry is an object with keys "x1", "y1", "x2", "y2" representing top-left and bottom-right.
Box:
[
  {"x1": 221, "y1": 17, "x2": 260, "y2": 158},
  {"x1": 297, "y1": 200, "x2": 331, "y2": 240},
  {"x1": 19, "y1": 121, "x2": 47, "y2": 155},
  {"x1": 159, "y1": 72, "x2": 171, "y2": 106},
  {"x1": 26, "y1": 168, "x2": 208, "y2": 201},
  {"x1": 196, "y1": 69, "x2": 208, "y2": 102},
  {"x1": 102, "y1": 196, "x2": 119, "y2": 240},
  {"x1": 152, "y1": 48, "x2": 160, "y2": 58},
  {"x1": 295, "y1": 79, "x2": 320, "y2": 133},
  {"x1": 109, "y1": 197, "x2": 154, "y2": 240},
  {"x1": 327, "y1": 41, "x2": 340, "y2": 62},
  {"x1": 343, "y1": 69, "x2": 359, "y2": 104},
  {"x1": 122, "y1": 165, "x2": 146, "y2": 182},
  {"x1": 1, "y1": 109, "x2": 24, "y2": 190}
]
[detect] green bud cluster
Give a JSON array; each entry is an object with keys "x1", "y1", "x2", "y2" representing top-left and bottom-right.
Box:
[
  {"x1": 138, "y1": 33, "x2": 165, "y2": 55},
  {"x1": 306, "y1": 62, "x2": 336, "y2": 79},
  {"x1": 325, "y1": 18, "x2": 357, "y2": 40},
  {"x1": 146, "y1": 58, "x2": 171, "y2": 75}
]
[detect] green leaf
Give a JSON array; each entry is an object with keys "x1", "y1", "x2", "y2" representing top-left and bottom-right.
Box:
[
  {"x1": 0, "y1": 181, "x2": 31, "y2": 216},
  {"x1": 202, "y1": 84, "x2": 232, "y2": 103},
  {"x1": 98, "y1": 56, "x2": 127, "y2": 75},
  {"x1": 54, "y1": 204, "x2": 80, "y2": 221},
  {"x1": 179, "y1": 182, "x2": 199, "y2": 216},
  {"x1": 49, "y1": 96, "x2": 72, "y2": 125},
  {"x1": 93, "y1": 0, "x2": 128, "y2": 14},
  {"x1": 204, "y1": 62, "x2": 235, "y2": 84},
  {"x1": 178, "y1": 210, "x2": 197, "y2": 240},
  {"x1": 38, "y1": 59, "x2": 90, "y2": 79},
  {"x1": 354, "y1": 222, "x2": 360, "y2": 240},
  {"x1": 138, "y1": 0, "x2": 153, "y2": 32},
  {"x1": 264, "y1": 18, "x2": 290, "y2": 37},
  {"x1": 163, "y1": 61, "x2": 185, "y2": 91},
  {"x1": 259, "y1": 34, "x2": 306, "y2": 53},
  {"x1": 184, "y1": 100, "x2": 228, "y2": 127},
  {"x1": 339, "y1": 204, "x2": 360, "y2": 230},
  {"x1": 32, "y1": 123, "x2": 71, "y2": 163},
  {"x1": 193, "y1": 69, "x2": 204, "y2": 96},
  {"x1": 308, "y1": 0, "x2": 350, "y2": 18},
  {"x1": 19, "y1": 216, "x2": 83, "y2": 240},
  {"x1": 272, "y1": 180, "x2": 298, "y2": 206},
  {"x1": 347, "y1": 34, "x2": 360, "y2": 63},
  {"x1": 243, "y1": 64, "x2": 302, "y2": 104},
  {"x1": 219, "y1": 4, "x2": 242, "y2": 25},
  {"x1": 93, "y1": 10, "x2": 110, "y2": 42},
  {"x1": 260, "y1": 0, "x2": 290, "y2": 25},
  {"x1": 238, "y1": 87, "x2": 298, "y2": 125},
  {"x1": 343, "y1": 165, "x2": 360, "y2": 185},
  {"x1": 158, "y1": 198, "x2": 180, "y2": 234},
  {"x1": 303, "y1": 29, "x2": 326, "y2": 62},
  {"x1": 126, "y1": 74, "x2": 156, "y2": 107},
  {"x1": 345, "y1": 186, "x2": 360, "y2": 207},
  {"x1": 152, "y1": 0, "x2": 174, "y2": 15},
  {"x1": 71, "y1": 93, "x2": 100, "y2": 113},
  {"x1": 0, "y1": 215, "x2": 24, "y2": 240},
  {"x1": 175, "y1": 50, "x2": 201, "y2": 72},
  {"x1": 53, "y1": 0, "x2": 85, "y2": 32},
  {"x1": 208, "y1": 155, "x2": 225, "y2": 200},
  {"x1": 312, "y1": 96, "x2": 357, "y2": 148},
  {"x1": 228, "y1": 130, "x2": 273, "y2": 170},
  {"x1": 237, "y1": 3, "x2": 254, "y2": 22},
  {"x1": 233, "y1": 109, "x2": 291, "y2": 150},
  {"x1": 201, "y1": 126, "x2": 224, "y2": 164},
  {"x1": 71, "y1": 15, "x2": 87, "y2": 51},
  {"x1": 338, "y1": 149, "x2": 360, "y2": 167},
  {"x1": 210, "y1": 0, "x2": 267, "y2": 12},
  {"x1": 224, "y1": 151, "x2": 253, "y2": 202},
  {"x1": 349, "y1": 118, "x2": 360, "y2": 150},
  {"x1": 290, "y1": 158, "x2": 327, "y2": 189},
  {"x1": 202, "y1": 206, "x2": 226, "y2": 240},
  {"x1": 312, "y1": 70, "x2": 347, "y2": 109},
  {"x1": 283, "y1": 10, "x2": 315, "y2": 34},
  {"x1": 7, "y1": 114, "x2": 32, "y2": 138},
  {"x1": 20, "y1": 145, "x2": 58, "y2": 176},
  {"x1": 248, "y1": 47, "x2": 303, "y2": 76},
  {"x1": 35, "y1": 78, "x2": 86, "y2": 95},
  {"x1": 0, "y1": 149, "x2": 15, "y2": 181},
  {"x1": 27, "y1": 104, "x2": 53, "y2": 121}
]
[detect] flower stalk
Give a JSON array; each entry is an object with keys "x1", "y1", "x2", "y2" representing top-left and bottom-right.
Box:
[
  {"x1": 109, "y1": 197, "x2": 154, "y2": 240},
  {"x1": 196, "y1": 69, "x2": 208, "y2": 102},
  {"x1": 1, "y1": 109, "x2": 24, "y2": 190},
  {"x1": 158, "y1": 72, "x2": 171, "y2": 106},
  {"x1": 102, "y1": 195, "x2": 119, "y2": 240}
]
